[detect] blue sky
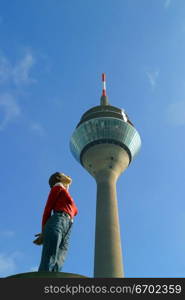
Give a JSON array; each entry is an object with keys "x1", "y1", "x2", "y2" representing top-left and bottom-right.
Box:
[{"x1": 0, "y1": 0, "x2": 185, "y2": 278}]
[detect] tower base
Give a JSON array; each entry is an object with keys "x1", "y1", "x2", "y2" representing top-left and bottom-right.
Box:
[{"x1": 7, "y1": 271, "x2": 87, "y2": 278}]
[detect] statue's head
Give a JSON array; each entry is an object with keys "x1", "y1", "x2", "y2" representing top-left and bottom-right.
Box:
[{"x1": 48, "y1": 172, "x2": 72, "y2": 188}]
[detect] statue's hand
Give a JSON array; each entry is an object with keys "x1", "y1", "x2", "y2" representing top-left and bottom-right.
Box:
[{"x1": 33, "y1": 233, "x2": 43, "y2": 245}]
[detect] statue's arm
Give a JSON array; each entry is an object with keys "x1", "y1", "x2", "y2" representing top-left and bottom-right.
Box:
[{"x1": 33, "y1": 186, "x2": 62, "y2": 246}]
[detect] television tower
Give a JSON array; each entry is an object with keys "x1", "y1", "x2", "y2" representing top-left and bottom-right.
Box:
[{"x1": 70, "y1": 74, "x2": 141, "y2": 278}]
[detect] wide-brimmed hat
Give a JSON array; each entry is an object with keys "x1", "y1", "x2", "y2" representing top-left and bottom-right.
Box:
[{"x1": 49, "y1": 172, "x2": 72, "y2": 188}]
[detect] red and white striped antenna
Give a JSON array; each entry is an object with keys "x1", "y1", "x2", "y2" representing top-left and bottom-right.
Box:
[
  {"x1": 102, "y1": 73, "x2": 106, "y2": 97},
  {"x1": 101, "y1": 73, "x2": 108, "y2": 105}
]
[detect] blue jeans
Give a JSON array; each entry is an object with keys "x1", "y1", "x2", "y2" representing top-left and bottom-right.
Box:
[{"x1": 38, "y1": 211, "x2": 73, "y2": 272}]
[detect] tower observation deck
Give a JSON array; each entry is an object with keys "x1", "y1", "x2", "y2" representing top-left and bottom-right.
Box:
[{"x1": 70, "y1": 74, "x2": 141, "y2": 277}]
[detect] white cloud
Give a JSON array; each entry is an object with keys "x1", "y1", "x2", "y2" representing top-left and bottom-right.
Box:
[
  {"x1": 13, "y1": 52, "x2": 36, "y2": 86},
  {"x1": 0, "y1": 93, "x2": 21, "y2": 131},
  {"x1": 0, "y1": 56, "x2": 11, "y2": 83},
  {"x1": 0, "y1": 50, "x2": 43, "y2": 134},
  {"x1": 0, "y1": 253, "x2": 17, "y2": 277},
  {"x1": 0, "y1": 230, "x2": 15, "y2": 237},
  {"x1": 164, "y1": 0, "x2": 171, "y2": 9},
  {"x1": 29, "y1": 266, "x2": 38, "y2": 272},
  {"x1": 0, "y1": 50, "x2": 37, "y2": 131},
  {"x1": 0, "y1": 93, "x2": 44, "y2": 135},
  {"x1": 30, "y1": 122, "x2": 46, "y2": 136},
  {"x1": 146, "y1": 70, "x2": 159, "y2": 90},
  {"x1": 166, "y1": 100, "x2": 185, "y2": 126},
  {"x1": 0, "y1": 50, "x2": 36, "y2": 87},
  {"x1": 0, "y1": 251, "x2": 23, "y2": 277}
]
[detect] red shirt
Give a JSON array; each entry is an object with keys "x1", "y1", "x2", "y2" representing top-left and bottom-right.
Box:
[{"x1": 41, "y1": 184, "x2": 78, "y2": 231}]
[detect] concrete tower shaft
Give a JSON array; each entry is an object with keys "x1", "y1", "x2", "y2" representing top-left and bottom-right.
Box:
[{"x1": 82, "y1": 144, "x2": 129, "y2": 277}]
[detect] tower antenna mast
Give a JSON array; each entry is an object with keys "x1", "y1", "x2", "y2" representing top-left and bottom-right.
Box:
[
  {"x1": 101, "y1": 73, "x2": 109, "y2": 105},
  {"x1": 102, "y1": 73, "x2": 106, "y2": 96}
]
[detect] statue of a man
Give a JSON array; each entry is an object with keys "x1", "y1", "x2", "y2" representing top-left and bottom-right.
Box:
[{"x1": 33, "y1": 172, "x2": 78, "y2": 272}]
